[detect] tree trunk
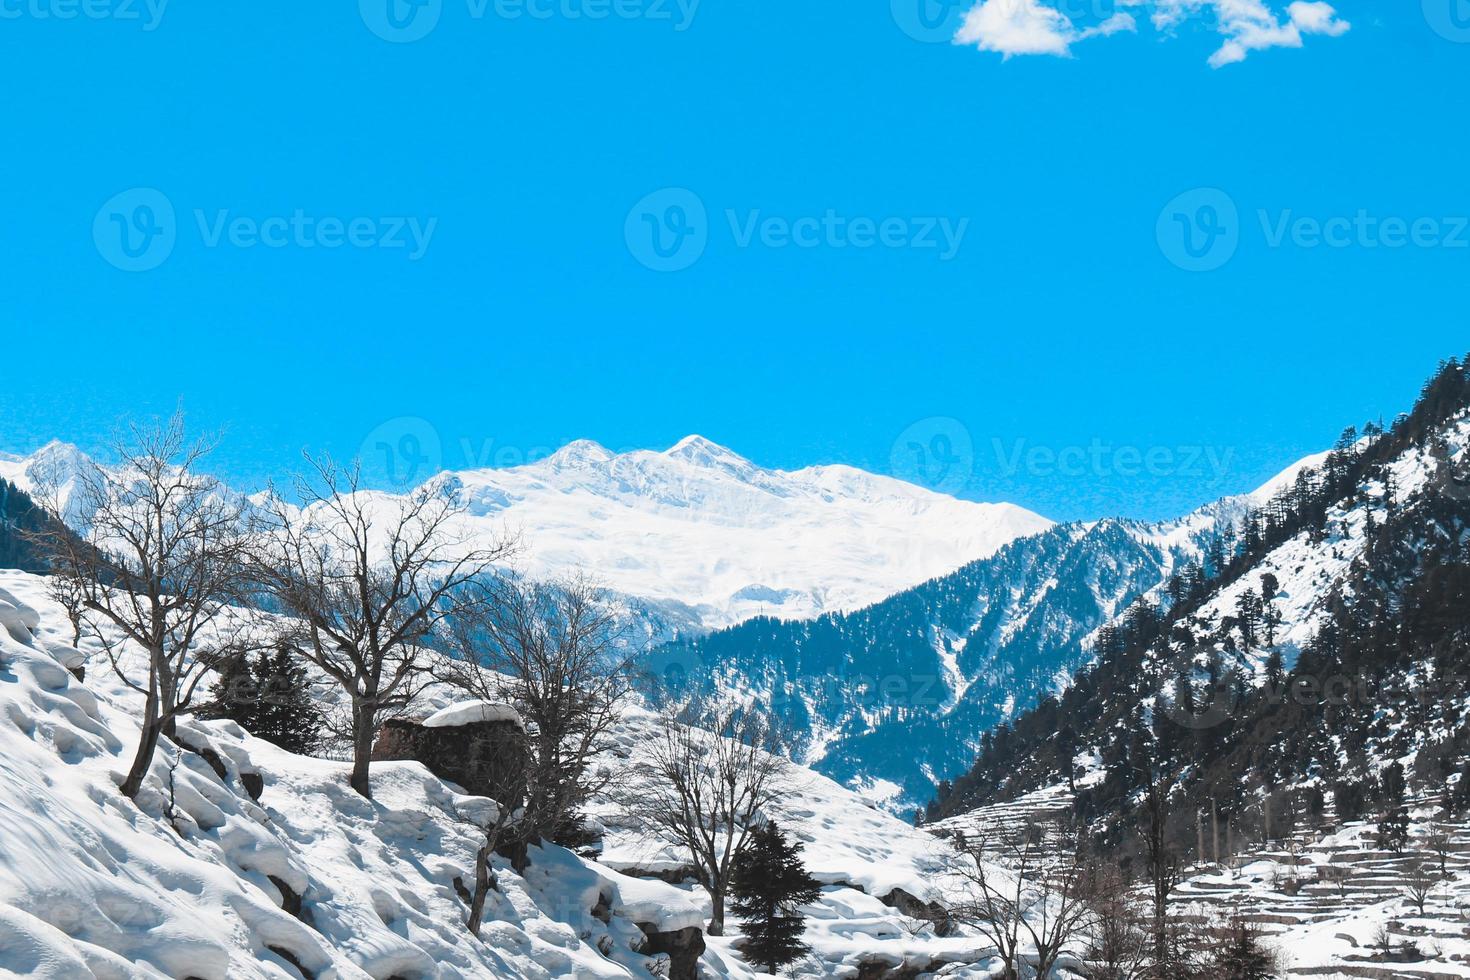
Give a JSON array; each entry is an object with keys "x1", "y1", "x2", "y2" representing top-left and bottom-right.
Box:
[
  {"x1": 350, "y1": 699, "x2": 376, "y2": 799},
  {"x1": 468, "y1": 837, "x2": 494, "y2": 937},
  {"x1": 708, "y1": 888, "x2": 725, "y2": 937},
  {"x1": 121, "y1": 714, "x2": 164, "y2": 800},
  {"x1": 1211, "y1": 799, "x2": 1220, "y2": 865}
]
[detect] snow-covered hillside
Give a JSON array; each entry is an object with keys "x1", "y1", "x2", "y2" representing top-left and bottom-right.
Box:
[
  {"x1": 0, "y1": 436, "x2": 1051, "y2": 636},
  {"x1": 0, "y1": 568, "x2": 1006, "y2": 979}
]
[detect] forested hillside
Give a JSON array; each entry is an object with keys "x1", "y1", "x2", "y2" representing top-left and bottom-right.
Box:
[
  {"x1": 0, "y1": 477, "x2": 67, "y2": 573},
  {"x1": 933, "y1": 358, "x2": 1470, "y2": 863}
]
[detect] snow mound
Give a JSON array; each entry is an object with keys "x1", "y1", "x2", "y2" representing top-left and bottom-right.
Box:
[{"x1": 423, "y1": 700, "x2": 524, "y2": 730}]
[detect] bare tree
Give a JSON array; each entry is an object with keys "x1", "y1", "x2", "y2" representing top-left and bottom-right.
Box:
[
  {"x1": 433, "y1": 573, "x2": 626, "y2": 935},
  {"x1": 47, "y1": 572, "x2": 87, "y2": 648},
  {"x1": 622, "y1": 702, "x2": 790, "y2": 936},
  {"x1": 1425, "y1": 830, "x2": 1452, "y2": 880},
  {"x1": 30, "y1": 414, "x2": 247, "y2": 801},
  {"x1": 1079, "y1": 864, "x2": 1151, "y2": 980},
  {"x1": 1133, "y1": 762, "x2": 1182, "y2": 968},
  {"x1": 1404, "y1": 857, "x2": 1438, "y2": 916},
  {"x1": 949, "y1": 832, "x2": 1093, "y2": 980},
  {"x1": 248, "y1": 456, "x2": 515, "y2": 798},
  {"x1": 437, "y1": 572, "x2": 628, "y2": 847},
  {"x1": 1319, "y1": 864, "x2": 1351, "y2": 898},
  {"x1": 454, "y1": 797, "x2": 519, "y2": 939}
]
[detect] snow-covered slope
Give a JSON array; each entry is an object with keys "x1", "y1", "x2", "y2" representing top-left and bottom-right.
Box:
[
  {"x1": 1, "y1": 436, "x2": 1052, "y2": 636},
  {"x1": 0, "y1": 568, "x2": 1005, "y2": 979}
]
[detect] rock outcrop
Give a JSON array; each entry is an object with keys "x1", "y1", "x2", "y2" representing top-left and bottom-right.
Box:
[
  {"x1": 372, "y1": 701, "x2": 528, "y2": 809},
  {"x1": 636, "y1": 924, "x2": 705, "y2": 980}
]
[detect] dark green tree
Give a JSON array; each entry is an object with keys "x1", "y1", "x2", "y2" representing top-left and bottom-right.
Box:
[
  {"x1": 730, "y1": 821, "x2": 822, "y2": 973},
  {"x1": 1209, "y1": 918, "x2": 1278, "y2": 979},
  {"x1": 207, "y1": 646, "x2": 324, "y2": 755},
  {"x1": 1376, "y1": 806, "x2": 1410, "y2": 856}
]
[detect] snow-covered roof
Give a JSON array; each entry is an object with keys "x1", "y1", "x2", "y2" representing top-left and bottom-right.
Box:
[{"x1": 422, "y1": 700, "x2": 524, "y2": 731}]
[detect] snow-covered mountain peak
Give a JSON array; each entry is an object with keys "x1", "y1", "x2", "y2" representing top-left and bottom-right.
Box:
[
  {"x1": 443, "y1": 436, "x2": 1053, "y2": 631},
  {"x1": 541, "y1": 437, "x2": 616, "y2": 470},
  {"x1": 661, "y1": 433, "x2": 754, "y2": 471}
]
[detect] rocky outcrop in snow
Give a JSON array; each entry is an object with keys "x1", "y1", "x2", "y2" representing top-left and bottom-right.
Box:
[{"x1": 372, "y1": 710, "x2": 529, "y2": 811}]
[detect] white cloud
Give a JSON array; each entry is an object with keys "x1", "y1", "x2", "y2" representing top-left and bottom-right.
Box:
[
  {"x1": 953, "y1": 0, "x2": 1349, "y2": 66},
  {"x1": 954, "y1": 0, "x2": 1078, "y2": 58},
  {"x1": 1289, "y1": 1, "x2": 1351, "y2": 36}
]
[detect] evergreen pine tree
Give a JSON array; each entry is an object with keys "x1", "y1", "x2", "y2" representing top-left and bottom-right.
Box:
[
  {"x1": 254, "y1": 646, "x2": 324, "y2": 755},
  {"x1": 730, "y1": 821, "x2": 821, "y2": 973},
  {"x1": 206, "y1": 646, "x2": 323, "y2": 755},
  {"x1": 1376, "y1": 805, "x2": 1410, "y2": 856},
  {"x1": 208, "y1": 651, "x2": 261, "y2": 728},
  {"x1": 1211, "y1": 918, "x2": 1278, "y2": 979}
]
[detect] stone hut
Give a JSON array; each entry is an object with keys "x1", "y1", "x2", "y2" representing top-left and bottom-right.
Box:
[{"x1": 372, "y1": 701, "x2": 528, "y2": 809}]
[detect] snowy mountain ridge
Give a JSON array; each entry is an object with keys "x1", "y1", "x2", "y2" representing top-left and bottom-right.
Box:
[{"x1": 0, "y1": 435, "x2": 1053, "y2": 636}]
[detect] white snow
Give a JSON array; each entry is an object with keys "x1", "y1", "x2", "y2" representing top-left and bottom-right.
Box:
[{"x1": 423, "y1": 701, "x2": 525, "y2": 730}]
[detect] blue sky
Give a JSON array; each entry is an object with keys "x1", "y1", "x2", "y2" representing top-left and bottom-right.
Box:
[{"x1": 0, "y1": 0, "x2": 1467, "y2": 522}]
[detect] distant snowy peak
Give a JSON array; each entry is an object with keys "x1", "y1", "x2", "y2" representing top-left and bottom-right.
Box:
[
  {"x1": 0, "y1": 440, "x2": 104, "y2": 524},
  {"x1": 444, "y1": 435, "x2": 1054, "y2": 631}
]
